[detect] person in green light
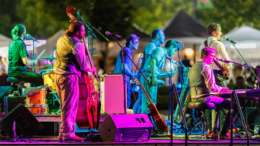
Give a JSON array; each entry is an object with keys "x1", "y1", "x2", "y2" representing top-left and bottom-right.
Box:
[{"x1": 0, "y1": 24, "x2": 43, "y2": 104}]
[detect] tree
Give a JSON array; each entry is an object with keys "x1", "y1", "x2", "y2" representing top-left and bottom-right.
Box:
[
  {"x1": 0, "y1": 0, "x2": 22, "y2": 38},
  {"x1": 133, "y1": 0, "x2": 194, "y2": 33},
  {"x1": 196, "y1": 0, "x2": 260, "y2": 34}
]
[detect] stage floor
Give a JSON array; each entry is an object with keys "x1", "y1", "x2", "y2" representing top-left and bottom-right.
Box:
[{"x1": 0, "y1": 135, "x2": 260, "y2": 145}]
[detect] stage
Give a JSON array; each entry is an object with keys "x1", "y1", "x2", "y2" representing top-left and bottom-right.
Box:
[{"x1": 0, "y1": 134, "x2": 260, "y2": 145}]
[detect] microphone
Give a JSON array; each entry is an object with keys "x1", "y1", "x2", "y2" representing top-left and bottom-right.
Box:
[
  {"x1": 223, "y1": 37, "x2": 236, "y2": 44},
  {"x1": 77, "y1": 10, "x2": 81, "y2": 19},
  {"x1": 105, "y1": 31, "x2": 123, "y2": 39},
  {"x1": 215, "y1": 58, "x2": 231, "y2": 63},
  {"x1": 26, "y1": 34, "x2": 38, "y2": 42}
]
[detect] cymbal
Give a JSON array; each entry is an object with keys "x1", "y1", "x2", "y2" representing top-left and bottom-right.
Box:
[{"x1": 42, "y1": 56, "x2": 55, "y2": 61}]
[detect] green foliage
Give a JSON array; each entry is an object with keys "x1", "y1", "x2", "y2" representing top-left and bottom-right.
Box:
[
  {"x1": 133, "y1": 0, "x2": 193, "y2": 34},
  {"x1": 196, "y1": 0, "x2": 260, "y2": 34},
  {"x1": 0, "y1": 0, "x2": 22, "y2": 38},
  {"x1": 12, "y1": 0, "x2": 136, "y2": 40}
]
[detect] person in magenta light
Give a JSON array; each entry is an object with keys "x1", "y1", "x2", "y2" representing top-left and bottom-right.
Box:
[
  {"x1": 114, "y1": 34, "x2": 140, "y2": 109},
  {"x1": 199, "y1": 23, "x2": 233, "y2": 135},
  {"x1": 188, "y1": 47, "x2": 237, "y2": 140},
  {"x1": 54, "y1": 21, "x2": 97, "y2": 141}
]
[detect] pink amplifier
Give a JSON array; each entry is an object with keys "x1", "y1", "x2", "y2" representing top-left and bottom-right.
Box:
[{"x1": 101, "y1": 74, "x2": 127, "y2": 114}]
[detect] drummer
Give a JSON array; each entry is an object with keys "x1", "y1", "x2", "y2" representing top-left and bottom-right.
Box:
[{"x1": 0, "y1": 24, "x2": 43, "y2": 103}]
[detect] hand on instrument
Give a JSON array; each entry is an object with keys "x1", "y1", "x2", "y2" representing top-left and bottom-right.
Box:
[
  {"x1": 32, "y1": 60, "x2": 37, "y2": 65},
  {"x1": 151, "y1": 77, "x2": 158, "y2": 85},
  {"x1": 220, "y1": 87, "x2": 229, "y2": 93},
  {"x1": 26, "y1": 66, "x2": 34, "y2": 72}
]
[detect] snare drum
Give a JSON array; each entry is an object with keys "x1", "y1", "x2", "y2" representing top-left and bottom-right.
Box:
[
  {"x1": 26, "y1": 88, "x2": 47, "y2": 104},
  {"x1": 42, "y1": 69, "x2": 56, "y2": 90},
  {"x1": 25, "y1": 104, "x2": 49, "y2": 114}
]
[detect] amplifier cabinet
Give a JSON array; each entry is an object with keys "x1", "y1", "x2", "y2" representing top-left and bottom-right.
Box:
[
  {"x1": 98, "y1": 114, "x2": 153, "y2": 142},
  {"x1": 100, "y1": 74, "x2": 126, "y2": 114}
]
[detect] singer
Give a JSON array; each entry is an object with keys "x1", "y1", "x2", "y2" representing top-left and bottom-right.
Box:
[
  {"x1": 114, "y1": 34, "x2": 140, "y2": 110},
  {"x1": 199, "y1": 22, "x2": 232, "y2": 137},
  {"x1": 0, "y1": 24, "x2": 43, "y2": 104}
]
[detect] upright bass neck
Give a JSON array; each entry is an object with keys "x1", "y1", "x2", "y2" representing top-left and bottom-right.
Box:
[{"x1": 82, "y1": 37, "x2": 100, "y2": 84}]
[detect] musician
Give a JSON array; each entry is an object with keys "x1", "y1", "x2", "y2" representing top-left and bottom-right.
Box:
[
  {"x1": 140, "y1": 40, "x2": 179, "y2": 132},
  {"x1": 114, "y1": 34, "x2": 140, "y2": 109},
  {"x1": 189, "y1": 47, "x2": 237, "y2": 140},
  {"x1": 0, "y1": 24, "x2": 42, "y2": 104},
  {"x1": 199, "y1": 23, "x2": 232, "y2": 133},
  {"x1": 54, "y1": 21, "x2": 96, "y2": 141},
  {"x1": 133, "y1": 29, "x2": 165, "y2": 114}
]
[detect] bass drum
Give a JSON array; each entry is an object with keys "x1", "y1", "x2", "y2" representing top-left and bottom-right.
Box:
[{"x1": 42, "y1": 69, "x2": 56, "y2": 90}]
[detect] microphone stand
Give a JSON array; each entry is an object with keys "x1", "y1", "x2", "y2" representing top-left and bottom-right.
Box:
[
  {"x1": 229, "y1": 42, "x2": 259, "y2": 81},
  {"x1": 109, "y1": 36, "x2": 149, "y2": 114},
  {"x1": 77, "y1": 11, "x2": 109, "y2": 58}
]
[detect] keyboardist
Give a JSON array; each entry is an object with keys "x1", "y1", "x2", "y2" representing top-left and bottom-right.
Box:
[{"x1": 188, "y1": 47, "x2": 238, "y2": 140}]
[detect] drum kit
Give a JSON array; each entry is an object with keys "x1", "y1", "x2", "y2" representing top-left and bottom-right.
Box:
[{"x1": 25, "y1": 51, "x2": 59, "y2": 115}]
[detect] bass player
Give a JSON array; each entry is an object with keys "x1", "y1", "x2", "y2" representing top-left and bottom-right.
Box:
[{"x1": 54, "y1": 21, "x2": 97, "y2": 141}]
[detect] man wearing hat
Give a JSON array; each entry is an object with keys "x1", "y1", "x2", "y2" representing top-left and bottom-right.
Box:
[{"x1": 114, "y1": 34, "x2": 140, "y2": 109}]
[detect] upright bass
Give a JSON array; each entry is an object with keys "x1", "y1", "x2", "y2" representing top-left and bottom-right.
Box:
[{"x1": 66, "y1": 6, "x2": 101, "y2": 129}]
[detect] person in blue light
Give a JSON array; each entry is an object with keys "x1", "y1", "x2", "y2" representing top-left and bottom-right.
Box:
[
  {"x1": 114, "y1": 34, "x2": 139, "y2": 109},
  {"x1": 141, "y1": 40, "x2": 179, "y2": 114},
  {"x1": 133, "y1": 29, "x2": 165, "y2": 114}
]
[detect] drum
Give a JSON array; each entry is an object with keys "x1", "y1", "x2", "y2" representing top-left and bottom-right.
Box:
[
  {"x1": 25, "y1": 104, "x2": 49, "y2": 114},
  {"x1": 26, "y1": 88, "x2": 47, "y2": 104},
  {"x1": 42, "y1": 69, "x2": 56, "y2": 90}
]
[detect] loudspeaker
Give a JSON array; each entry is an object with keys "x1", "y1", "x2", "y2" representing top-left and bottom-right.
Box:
[
  {"x1": 98, "y1": 114, "x2": 153, "y2": 142},
  {"x1": 100, "y1": 74, "x2": 127, "y2": 114},
  {"x1": 0, "y1": 104, "x2": 43, "y2": 138}
]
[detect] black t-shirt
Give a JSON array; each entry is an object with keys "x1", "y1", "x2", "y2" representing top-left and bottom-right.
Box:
[{"x1": 8, "y1": 39, "x2": 29, "y2": 76}]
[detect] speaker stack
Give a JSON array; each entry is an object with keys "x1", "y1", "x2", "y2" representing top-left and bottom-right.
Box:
[
  {"x1": 0, "y1": 104, "x2": 43, "y2": 138},
  {"x1": 98, "y1": 114, "x2": 153, "y2": 142}
]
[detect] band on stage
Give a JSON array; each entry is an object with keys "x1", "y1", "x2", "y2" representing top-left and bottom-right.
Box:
[{"x1": 1, "y1": 20, "x2": 258, "y2": 141}]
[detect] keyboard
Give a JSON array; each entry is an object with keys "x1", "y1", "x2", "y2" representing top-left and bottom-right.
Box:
[{"x1": 211, "y1": 88, "x2": 260, "y2": 99}]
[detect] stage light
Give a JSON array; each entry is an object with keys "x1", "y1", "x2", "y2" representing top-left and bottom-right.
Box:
[{"x1": 184, "y1": 48, "x2": 194, "y2": 57}]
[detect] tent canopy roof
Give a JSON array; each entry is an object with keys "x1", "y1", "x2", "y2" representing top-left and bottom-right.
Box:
[
  {"x1": 224, "y1": 25, "x2": 260, "y2": 41},
  {"x1": 164, "y1": 10, "x2": 208, "y2": 38}
]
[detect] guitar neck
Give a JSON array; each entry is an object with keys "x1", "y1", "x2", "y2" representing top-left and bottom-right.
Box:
[
  {"x1": 134, "y1": 78, "x2": 153, "y2": 103},
  {"x1": 214, "y1": 60, "x2": 224, "y2": 72}
]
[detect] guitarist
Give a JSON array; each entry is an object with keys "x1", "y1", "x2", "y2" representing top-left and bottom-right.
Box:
[
  {"x1": 199, "y1": 22, "x2": 232, "y2": 137},
  {"x1": 54, "y1": 21, "x2": 97, "y2": 141},
  {"x1": 140, "y1": 40, "x2": 179, "y2": 134}
]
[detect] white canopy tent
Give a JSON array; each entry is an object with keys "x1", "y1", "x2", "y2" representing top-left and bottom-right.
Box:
[
  {"x1": 222, "y1": 25, "x2": 260, "y2": 64},
  {"x1": 0, "y1": 34, "x2": 12, "y2": 58},
  {"x1": 221, "y1": 25, "x2": 260, "y2": 84}
]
